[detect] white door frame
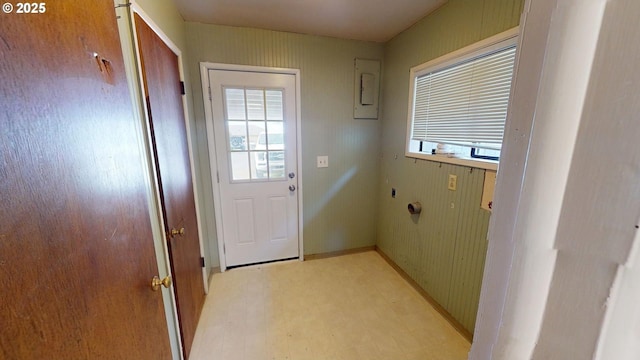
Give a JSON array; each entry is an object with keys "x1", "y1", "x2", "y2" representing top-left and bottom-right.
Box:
[{"x1": 200, "y1": 63, "x2": 304, "y2": 272}]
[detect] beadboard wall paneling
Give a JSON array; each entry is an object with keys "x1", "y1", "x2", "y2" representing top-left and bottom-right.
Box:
[
  {"x1": 377, "y1": 0, "x2": 524, "y2": 333},
  {"x1": 185, "y1": 23, "x2": 384, "y2": 263}
]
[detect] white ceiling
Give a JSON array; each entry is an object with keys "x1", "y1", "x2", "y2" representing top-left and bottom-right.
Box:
[{"x1": 173, "y1": 0, "x2": 447, "y2": 43}]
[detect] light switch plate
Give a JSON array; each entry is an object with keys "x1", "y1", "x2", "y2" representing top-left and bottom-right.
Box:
[
  {"x1": 317, "y1": 156, "x2": 329, "y2": 168},
  {"x1": 448, "y1": 174, "x2": 457, "y2": 191}
]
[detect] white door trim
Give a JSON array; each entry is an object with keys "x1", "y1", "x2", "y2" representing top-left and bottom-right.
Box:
[{"x1": 200, "y1": 62, "x2": 304, "y2": 272}]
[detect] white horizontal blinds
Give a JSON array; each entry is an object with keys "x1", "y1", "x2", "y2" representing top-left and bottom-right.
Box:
[{"x1": 412, "y1": 45, "x2": 516, "y2": 150}]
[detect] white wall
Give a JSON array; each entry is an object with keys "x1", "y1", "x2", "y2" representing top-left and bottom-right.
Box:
[{"x1": 471, "y1": 0, "x2": 640, "y2": 358}]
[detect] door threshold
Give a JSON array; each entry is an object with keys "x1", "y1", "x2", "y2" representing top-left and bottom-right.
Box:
[{"x1": 226, "y1": 257, "x2": 300, "y2": 271}]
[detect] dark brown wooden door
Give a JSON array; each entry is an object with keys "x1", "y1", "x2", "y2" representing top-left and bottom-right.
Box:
[
  {"x1": 134, "y1": 14, "x2": 206, "y2": 359},
  {"x1": 0, "y1": 1, "x2": 172, "y2": 359}
]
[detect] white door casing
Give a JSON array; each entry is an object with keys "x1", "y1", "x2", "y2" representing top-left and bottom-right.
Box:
[{"x1": 203, "y1": 66, "x2": 301, "y2": 269}]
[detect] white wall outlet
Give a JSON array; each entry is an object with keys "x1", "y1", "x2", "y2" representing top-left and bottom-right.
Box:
[
  {"x1": 317, "y1": 156, "x2": 329, "y2": 168},
  {"x1": 448, "y1": 174, "x2": 457, "y2": 191}
]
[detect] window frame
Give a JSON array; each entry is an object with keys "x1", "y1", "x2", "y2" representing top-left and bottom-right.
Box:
[{"x1": 405, "y1": 27, "x2": 519, "y2": 171}]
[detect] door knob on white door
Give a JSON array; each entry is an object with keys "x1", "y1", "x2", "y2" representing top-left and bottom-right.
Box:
[{"x1": 289, "y1": 185, "x2": 296, "y2": 192}]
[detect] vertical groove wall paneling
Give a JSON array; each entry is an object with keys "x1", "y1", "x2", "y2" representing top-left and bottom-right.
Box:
[
  {"x1": 186, "y1": 24, "x2": 384, "y2": 259},
  {"x1": 376, "y1": 0, "x2": 525, "y2": 334}
]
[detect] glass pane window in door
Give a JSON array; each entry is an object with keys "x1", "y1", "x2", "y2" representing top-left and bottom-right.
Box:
[
  {"x1": 251, "y1": 151, "x2": 268, "y2": 179},
  {"x1": 230, "y1": 152, "x2": 250, "y2": 181},
  {"x1": 266, "y1": 122, "x2": 284, "y2": 150},
  {"x1": 223, "y1": 87, "x2": 287, "y2": 182},
  {"x1": 225, "y1": 88, "x2": 246, "y2": 120},
  {"x1": 266, "y1": 90, "x2": 284, "y2": 120},
  {"x1": 246, "y1": 89, "x2": 265, "y2": 120},
  {"x1": 268, "y1": 151, "x2": 285, "y2": 179},
  {"x1": 248, "y1": 122, "x2": 266, "y2": 151},
  {"x1": 228, "y1": 121, "x2": 247, "y2": 151}
]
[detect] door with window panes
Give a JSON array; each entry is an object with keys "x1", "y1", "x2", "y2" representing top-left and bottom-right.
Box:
[{"x1": 209, "y1": 70, "x2": 299, "y2": 267}]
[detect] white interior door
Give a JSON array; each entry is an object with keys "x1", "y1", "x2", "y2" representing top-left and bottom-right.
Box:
[{"x1": 209, "y1": 70, "x2": 299, "y2": 267}]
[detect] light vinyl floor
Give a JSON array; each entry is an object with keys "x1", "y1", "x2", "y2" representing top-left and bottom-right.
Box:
[{"x1": 189, "y1": 251, "x2": 470, "y2": 360}]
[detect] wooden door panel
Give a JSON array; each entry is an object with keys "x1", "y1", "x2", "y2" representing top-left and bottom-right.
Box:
[
  {"x1": 0, "y1": 1, "x2": 171, "y2": 359},
  {"x1": 134, "y1": 14, "x2": 205, "y2": 359}
]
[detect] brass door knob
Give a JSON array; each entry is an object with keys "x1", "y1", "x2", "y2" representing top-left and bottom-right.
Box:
[
  {"x1": 151, "y1": 276, "x2": 172, "y2": 291},
  {"x1": 169, "y1": 227, "x2": 185, "y2": 237}
]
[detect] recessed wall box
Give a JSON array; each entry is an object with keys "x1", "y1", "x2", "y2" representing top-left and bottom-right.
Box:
[{"x1": 354, "y1": 59, "x2": 380, "y2": 119}]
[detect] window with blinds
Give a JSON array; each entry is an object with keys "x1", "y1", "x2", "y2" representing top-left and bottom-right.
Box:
[{"x1": 406, "y1": 30, "x2": 518, "y2": 166}]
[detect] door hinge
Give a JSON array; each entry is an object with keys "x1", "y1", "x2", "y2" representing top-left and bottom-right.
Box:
[
  {"x1": 179, "y1": 81, "x2": 185, "y2": 95},
  {"x1": 223, "y1": 243, "x2": 226, "y2": 254},
  {"x1": 200, "y1": 256, "x2": 205, "y2": 268},
  {"x1": 208, "y1": 86, "x2": 212, "y2": 100},
  {"x1": 216, "y1": 171, "x2": 220, "y2": 183}
]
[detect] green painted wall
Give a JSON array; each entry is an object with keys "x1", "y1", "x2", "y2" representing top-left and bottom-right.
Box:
[
  {"x1": 135, "y1": 0, "x2": 186, "y2": 50},
  {"x1": 133, "y1": 0, "x2": 524, "y2": 335},
  {"x1": 377, "y1": 0, "x2": 524, "y2": 333},
  {"x1": 185, "y1": 23, "x2": 384, "y2": 261}
]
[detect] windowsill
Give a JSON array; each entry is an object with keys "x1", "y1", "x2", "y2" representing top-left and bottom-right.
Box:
[{"x1": 405, "y1": 151, "x2": 498, "y2": 171}]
